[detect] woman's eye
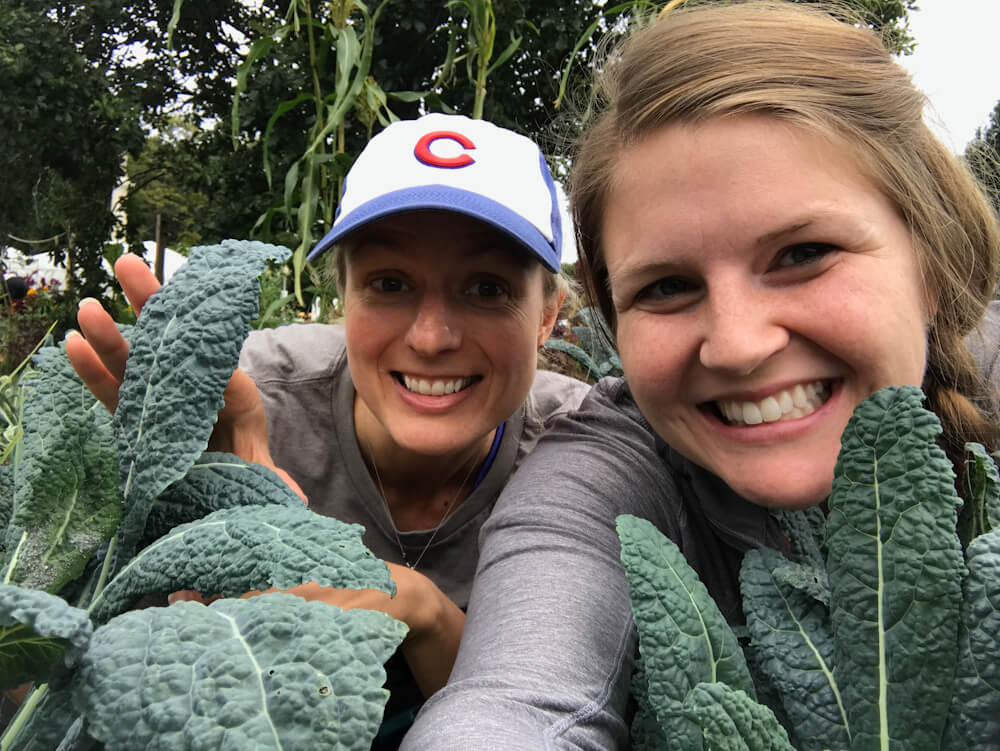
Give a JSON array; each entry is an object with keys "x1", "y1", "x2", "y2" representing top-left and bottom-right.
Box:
[
  {"x1": 776, "y1": 243, "x2": 836, "y2": 268},
  {"x1": 636, "y1": 276, "x2": 697, "y2": 302},
  {"x1": 465, "y1": 280, "x2": 509, "y2": 299},
  {"x1": 370, "y1": 277, "x2": 408, "y2": 293}
]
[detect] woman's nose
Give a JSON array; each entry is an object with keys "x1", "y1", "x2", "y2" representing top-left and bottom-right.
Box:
[
  {"x1": 405, "y1": 295, "x2": 462, "y2": 354},
  {"x1": 698, "y1": 289, "x2": 789, "y2": 376}
]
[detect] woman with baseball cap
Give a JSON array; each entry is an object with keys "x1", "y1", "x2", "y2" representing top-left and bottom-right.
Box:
[{"x1": 66, "y1": 113, "x2": 589, "y2": 748}]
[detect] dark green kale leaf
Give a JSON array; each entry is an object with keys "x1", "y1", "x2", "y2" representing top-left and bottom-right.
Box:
[
  {"x1": 113, "y1": 241, "x2": 291, "y2": 570},
  {"x1": 90, "y1": 503, "x2": 394, "y2": 623},
  {"x1": 141, "y1": 451, "x2": 303, "y2": 548},
  {"x1": 76, "y1": 594, "x2": 407, "y2": 750},
  {"x1": 826, "y1": 386, "x2": 964, "y2": 750},
  {"x1": 0, "y1": 584, "x2": 92, "y2": 690},
  {"x1": 4, "y1": 346, "x2": 120, "y2": 593}
]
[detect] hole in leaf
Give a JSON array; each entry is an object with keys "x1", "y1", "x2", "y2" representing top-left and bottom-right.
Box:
[{"x1": 318, "y1": 686, "x2": 331, "y2": 696}]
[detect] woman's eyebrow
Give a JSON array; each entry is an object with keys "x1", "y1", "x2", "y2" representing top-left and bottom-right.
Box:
[{"x1": 754, "y1": 220, "x2": 814, "y2": 248}]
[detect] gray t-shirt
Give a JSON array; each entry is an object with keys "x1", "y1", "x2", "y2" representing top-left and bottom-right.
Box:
[{"x1": 239, "y1": 323, "x2": 590, "y2": 609}]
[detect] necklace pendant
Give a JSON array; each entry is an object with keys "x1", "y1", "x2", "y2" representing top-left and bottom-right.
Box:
[{"x1": 405, "y1": 561, "x2": 414, "y2": 569}]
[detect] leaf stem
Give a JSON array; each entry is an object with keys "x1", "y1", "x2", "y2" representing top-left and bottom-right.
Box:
[
  {"x1": 0, "y1": 683, "x2": 48, "y2": 751},
  {"x1": 2, "y1": 531, "x2": 26, "y2": 585},
  {"x1": 89, "y1": 534, "x2": 117, "y2": 606}
]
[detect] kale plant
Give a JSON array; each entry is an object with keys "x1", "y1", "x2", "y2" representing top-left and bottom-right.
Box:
[
  {"x1": 0, "y1": 241, "x2": 407, "y2": 750},
  {"x1": 545, "y1": 306, "x2": 623, "y2": 383},
  {"x1": 619, "y1": 386, "x2": 1000, "y2": 750}
]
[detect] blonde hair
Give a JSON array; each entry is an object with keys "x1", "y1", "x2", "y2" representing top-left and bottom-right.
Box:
[{"x1": 570, "y1": 0, "x2": 1000, "y2": 462}]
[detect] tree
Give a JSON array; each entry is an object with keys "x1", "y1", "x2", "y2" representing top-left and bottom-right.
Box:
[
  {"x1": 966, "y1": 101, "x2": 1000, "y2": 214},
  {"x1": 3, "y1": 0, "x2": 919, "y2": 306},
  {"x1": 0, "y1": 4, "x2": 142, "y2": 300}
]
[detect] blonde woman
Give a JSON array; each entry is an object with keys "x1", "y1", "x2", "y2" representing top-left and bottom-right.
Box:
[{"x1": 67, "y1": 114, "x2": 590, "y2": 749}]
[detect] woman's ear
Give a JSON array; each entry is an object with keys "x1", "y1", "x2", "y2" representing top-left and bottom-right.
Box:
[{"x1": 537, "y1": 288, "x2": 566, "y2": 349}]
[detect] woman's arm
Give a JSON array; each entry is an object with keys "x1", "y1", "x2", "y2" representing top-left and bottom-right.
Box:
[{"x1": 402, "y1": 381, "x2": 680, "y2": 750}]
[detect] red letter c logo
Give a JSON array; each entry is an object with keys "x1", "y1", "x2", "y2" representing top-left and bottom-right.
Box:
[{"x1": 414, "y1": 131, "x2": 476, "y2": 168}]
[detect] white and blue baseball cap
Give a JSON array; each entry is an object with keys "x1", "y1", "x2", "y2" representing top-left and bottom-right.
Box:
[{"x1": 306, "y1": 113, "x2": 563, "y2": 272}]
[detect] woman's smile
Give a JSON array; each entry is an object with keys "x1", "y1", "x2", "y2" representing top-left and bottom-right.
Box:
[
  {"x1": 344, "y1": 211, "x2": 559, "y2": 458},
  {"x1": 395, "y1": 373, "x2": 479, "y2": 396},
  {"x1": 709, "y1": 379, "x2": 834, "y2": 426},
  {"x1": 602, "y1": 115, "x2": 931, "y2": 508}
]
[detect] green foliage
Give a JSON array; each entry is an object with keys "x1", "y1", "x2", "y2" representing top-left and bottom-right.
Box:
[
  {"x1": 827, "y1": 387, "x2": 964, "y2": 749},
  {"x1": 0, "y1": 3, "x2": 143, "y2": 301},
  {"x1": 123, "y1": 127, "x2": 211, "y2": 253},
  {"x1": 681, "y1": 682, "x2": 796, "y2": 751},
  {"x1": 617, "y1": 514, "x2": 756, "y2": 747},
  {"x1": 959, "y1": 442, "x2": 1000, "y2": 549},
  {"x1": 0, "y1": 241, "x2": 407, "y2": 750},
  {"x1": 141, "y1": 451, "x2": 304, "y2": 545},
  {"x1": 966, "y1": 100, "x2": 1000, "y2": 215},
  {"x1": 0, "y1": 586, "x2": 92, "y2": 691},
  {"x1": 5, "y1": 344, "x2": 121, "y2": 594},
  {"x1": 77, "y1": 595, "x2": 406, "y2": 751},
  {"x1": 89, "y1": 504, "x2": 393, "y2": 624},
  {"x1": 0, "y1": 282, "x2": 68, "y2": 377},
  {"x1": 620, "y1": 386, "x2": 1000, "y2": 749},
  {"x1": 114, "y1": 240, "x2": 289, "y2": 569},
  {"x1": 544, "y1": 306, "x2": 622, "y2": 383}
]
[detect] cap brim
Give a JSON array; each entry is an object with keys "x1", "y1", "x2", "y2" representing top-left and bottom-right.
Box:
[{"x1": 306, "y1": 186, "x2": 560, "y2": 273}]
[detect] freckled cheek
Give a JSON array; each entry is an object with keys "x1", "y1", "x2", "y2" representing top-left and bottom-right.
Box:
[{"x1": 617, "y1": 321, "x2": 688, "y2": 408}]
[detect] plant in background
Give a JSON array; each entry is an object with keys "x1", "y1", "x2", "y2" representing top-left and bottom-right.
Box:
[
  {"x1": 446, "y1": 0, "x2": 527, "y2": 119},
  {"x1": 618, "y1": 386, "x2": 1000, "y2": 749},
  {"x1": 0, "y1": 240, "x2": 406, "y2": 750},
  {"x1": 544, "y1": 305, "x2": 623, "y2": 384},
  {"x1": 0, "y1": 273, "x2": 71, "y2": 376},
  {"x1": 207, "y1": 0, "x2": 396, "y2": 305}
]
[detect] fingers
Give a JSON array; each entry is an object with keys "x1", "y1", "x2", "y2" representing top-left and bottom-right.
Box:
[
  {"x1": 167, "y1": 590, "x2": 221, "y2": 605},
  {"x1": 76, "y1": 296, "x2": 130, "y2": 380},
  {"x1": 115, "y1": 254, "x2": 162, "y2": 316},
  {"x1": 67, "y1": 253, "x2": 159, "y2": 413},
  {"x1": 65, "y1": 329, "x2": 123, "y2": 413}
]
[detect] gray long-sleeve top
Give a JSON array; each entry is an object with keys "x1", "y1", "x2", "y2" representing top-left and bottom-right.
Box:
[{"x1": 402, "y1": 377, "x2": 787, "y2": 749}]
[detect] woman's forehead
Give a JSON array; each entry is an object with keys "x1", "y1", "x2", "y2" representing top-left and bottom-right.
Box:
[{"x1": 343, "y1": 211, "x2": 534, "y2": 265}]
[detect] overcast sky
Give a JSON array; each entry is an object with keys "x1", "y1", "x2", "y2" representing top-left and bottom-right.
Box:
[{"x1": 898, "y1": 0, "x2": 1000, "y2": 153}]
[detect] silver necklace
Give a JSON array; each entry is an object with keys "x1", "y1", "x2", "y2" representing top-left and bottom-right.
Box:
[{"x1": 364, "y1": 440, "x2": 480, "y2": 571}]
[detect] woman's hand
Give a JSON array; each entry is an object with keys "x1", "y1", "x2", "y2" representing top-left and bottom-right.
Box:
[
  {"x1": 263, "y1": 564, "x2": 465, "y2": 697},
  {"x1": 65, "y1": 254, "x2": 305, "y2": 501}
]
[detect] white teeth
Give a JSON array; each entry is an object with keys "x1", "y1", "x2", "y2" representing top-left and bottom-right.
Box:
[
  {"x1": 792, "y1": 384, "x2": 809, "y2": 408},
  {"x1": 402, "y1": 375, "x2": 473, "y2": 396},
  {"x1": 778, "y1": 390, "x2": 794, "y2": 414},
  {"x1": 759, "y1": 396, "x2": 782, "y2": 423},
  {"x1": 718, "y1": 381, "x2": 829, "y2": 427}
]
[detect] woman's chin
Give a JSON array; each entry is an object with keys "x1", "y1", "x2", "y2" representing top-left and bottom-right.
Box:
[{"x1": 731, "y1": 479, "x2": 832, "y2": 513}]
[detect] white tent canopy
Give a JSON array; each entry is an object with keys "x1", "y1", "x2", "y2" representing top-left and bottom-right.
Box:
[{"x1": 1, "y1": 242, "x2": 187, "y2": 288}]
